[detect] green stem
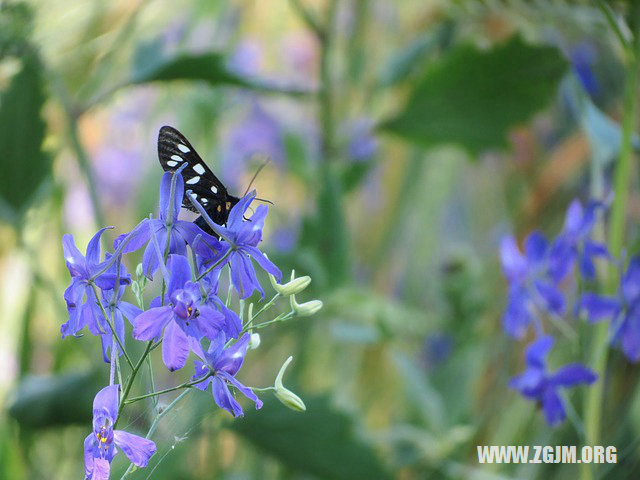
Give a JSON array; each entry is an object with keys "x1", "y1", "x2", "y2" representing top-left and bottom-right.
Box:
[
  {"x1": 245, "y1": 293, "x2": 280, "y2": 328},
  {"x1": 91, "y1": 283, "x2": 134, "y2": 370},
  {"x1": 124, "y1": 372, "x2": 212, "y2": 404},
  {"x1": 244, "y1": 311, "x2": 295, "y2": 333},
  {"x1": 196, "y1": 247, "x2": 233, "y2": 281},
  {"x1": 114, "y1": 340, "x2": 154, "y2": 428},
  {"x1": 583, "y1": 13, "x2": 640, "y2": 480},
  {"x1": 119, "y1": 389, "x2": 192, "y2": 480}
]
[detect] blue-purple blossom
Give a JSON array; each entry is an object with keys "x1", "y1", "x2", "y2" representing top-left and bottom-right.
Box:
[
  {"x1": 345, "y1": 117, "x2": 378, "y2": 162},
  {"x1": 554, "y1": 199, "x2": 608, "y2": 281},
  {"x1": 500, "y1": 232, "x2": 567, "y2": 339},
  {"x1": 132, "y1": 255, "x2": 226, "y2": 371},
  {"x1": 114, "y1": 172, "x2": 220, "y2": 278},
  {"x1": 191, "y1": 333, "x2": 263, "y2": 417},
  {"x1": 580, "y1": 256, "x2": 640, "y2": 361},
  {"x1": 200, "y1": 191, "x2": 282, "y2": 299},
  {"x1": 62, "y1": 228, "x2": 130, "y2": 339},
  {"x1": 569, "y1": 42, "x2": 599, "y2": 97},
  {"x1": 84, "y1": 385, "x2": 156, "y2": 479},
  {"x1": 509, "y1": 336, "x2": 597, "y2": 426},
  {"x1": 199, "y1": 269, "x2": 242, "y2": 338}
]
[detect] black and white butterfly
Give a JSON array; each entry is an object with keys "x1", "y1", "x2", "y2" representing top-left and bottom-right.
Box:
[{"x1": 157, "y1": 126, "x2": 240, "y2": 235}]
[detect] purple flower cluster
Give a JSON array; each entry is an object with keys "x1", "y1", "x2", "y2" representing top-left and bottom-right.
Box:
[
  {"x1": 500, "y1": 199, "x2": 606, "y2": 425},
  {"x1": 62, "y1": 171, "x2": 282, "y2": 478}
]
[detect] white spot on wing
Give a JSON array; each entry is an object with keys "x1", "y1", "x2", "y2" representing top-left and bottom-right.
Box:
[
  {"x1": 190, "y1": 192, "x2": 197, "y2": 199},
  {"x1": 170, "y1": 155, "x2": 182, "y2": 162},
  {"x1": 210, "y1": 185, "x2": 218, "y2": 194},
  {"x1": 201, "y1": 198, "x2": 209, "y2": 204},
  {"x1": 186, "y1": 176, "x2": 200, "y2": 185},
  {"x1": 166, "y1": 160, "x2": 178, "y2": 167},
  {"x1": 178, "y1": 144, "x2": 190, "y2": 153},
  {"x1": 193, "y1": 164, "x2": 205, "y2": 175}
]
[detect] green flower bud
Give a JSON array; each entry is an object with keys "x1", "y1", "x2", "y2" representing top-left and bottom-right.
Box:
[
  {"x1": 248, "y1": 332, "x2": 261, "y2": 350},
  {"x1": 274, "y1": 356, "x2": 306, "y2": 412},
  {"x1": 290, "y1": 294, "x2": 323, "y2": 317},
  {"x1": 269, "y1": 268, "x2": 312, "y2": 296}
]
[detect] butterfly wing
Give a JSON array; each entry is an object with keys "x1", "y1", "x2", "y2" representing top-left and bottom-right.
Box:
[{"x1": 157, "y1": 126, "x2": 238, "y2": 226}]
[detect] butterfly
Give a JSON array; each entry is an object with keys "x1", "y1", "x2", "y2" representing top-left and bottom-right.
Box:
[{"x1": 157, "y1": 126, "x2": 240, "y2": 235}]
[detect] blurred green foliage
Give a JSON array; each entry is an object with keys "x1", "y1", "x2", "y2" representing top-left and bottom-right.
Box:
[{"x1": 2, "y1": 0, "x2": 640, "y2": 479}]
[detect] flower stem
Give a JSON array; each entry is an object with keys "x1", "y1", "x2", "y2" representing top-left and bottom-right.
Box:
[
  {"x1": 583, "y1": 12, "x2": 640, "y2": 480},
  {"x1": 119, "y1": 389, "x2": 192, "y2": 480},
  {"x1": 114, "y1": 340, "x2": 154, "y2": 428},
  {"x1": 124, "y1": 372, "x2": 212, "y2": 404},
  {"x1": 91, "y1": 283, "x2": 134, "y2": 370},
  {"x1": 196, "y1": 247, "x2": 233, "y2": 281}
]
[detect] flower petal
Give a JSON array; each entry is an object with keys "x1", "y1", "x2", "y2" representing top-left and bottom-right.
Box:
[
  {"x1": 549, "y1": 363, "x2": 597, "y2": 387},
  {"x1": 92, "y1": 384, "x2": 120, "y2": 423},
  {"x1": 132, "y1": 306, "x2": 173, "y2": 341},
  {"x1": 91, "y1": 458, "x2": 111, "y2": 480},
  {"x1": 159, "y1": 172, "x2": 183, "y2": 223},
  {"x1": 244, "y1": 245, "x2": 282, "y2": 280},
  {"x1": 195, "y1": 305, "x2": 226, "y2": 340},
  {"x1": 542, "y1": 386, "x2": 566, "y2": 426},
  {"x1": 118, "y1": 301, "x2": 142, "y2": 325},
  {"x1": 113, "y1": 430, "x2": 156, "y2": 467},
  {"x1": 623, "y1": 256, "x2": 640, "y2": 304},
  {"x1": 219, "y1": 370, "x2": 263, "y2": 411},
  {"x1": 217, "y1": 333, "x2": 250, "y2": 375},
  {"x1": 167, "y1": 254, "x2": 192, "y2": 296},
  {"x1": 524, "y1": 231, "x2": 548, "y2": 264},
  {"x1": 578, "y1": 293, "x2": 620, "y2": 323},
  {"x1": 86, "y1": 227, "x2": 112, "y2": 266},
  {"x1": 162, "y1": 320, "x2": 190, "y2": 371},
  {"x1": 211, "y1": 376, "x2": 244, "y2": 416},
  {"x1": 525, "y1": 335, "x2": 554, "y2": 369},
  {"x1": 499, "y1": 235, "x2": 527, "y2": 282},
  {"x1": 62, "y1": 234, "x2": 88, "y2": 278}
]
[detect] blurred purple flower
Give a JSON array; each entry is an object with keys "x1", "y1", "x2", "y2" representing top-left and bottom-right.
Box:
[
  {"x1": 421, "y1": 332, "x2": 454, "y2": 369},
  {"x1": 569, "y1": 42, "x2": 599, "y2": 96},
  {"x1": 500, "y1": 232, "x2": 567, "y2": 339},
  {"x1": 191, "y1": 333, "x2": 263, "y2": 417},
  {"x1": 271, "y1": 224, "x2": 299, "y2": 253},
  {"x1": 554, "y1": 199, "x2": 609, "y2": 281},
  {"x1": 509, "y1": 335, "x2": 597, "y2": 426},
  {"x1": 200, "y1": 191, "x2": 282, "y2": 299},
  {"x1": 580, "y1": 256, "x2": 640, "y2": 362},
  {"x1": 222, "y1": 102, "x2": 286, "y2": 184},
  {"x1": 346, "y1": 117, "x2": 378, "y2": 162},
  {"x1": 61, "y1": 228, "x2": 130, "y2": 339},
  {"x1": 84, "y1": 385, "x2": 156, "y2": 479},
  {"x1": 132, "y1": 255, "x2": 226, "y2": 371},
  {"x1": 227, "y1": 40, "x2": 263, "y2": 77}
]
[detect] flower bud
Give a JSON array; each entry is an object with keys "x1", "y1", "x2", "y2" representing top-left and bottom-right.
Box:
[
  {"x1": 248, "y1": 332, "x2": 261, "y2": 350},
  {"x1": 269, "y1": 269, "x2": 312, "y2": 296},
  {"x1": 135, "y1": 263, "x2": 144, "y2": 279},
  {"x1": 274, "y1": 356, "x2": 306, "y2": 412},
  {"x1": 290, "y1": 294, "x2": 323, "y2": 317}
]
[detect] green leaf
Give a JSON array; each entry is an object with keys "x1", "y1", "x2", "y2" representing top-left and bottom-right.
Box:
[
  {"x1": 380, "y1": 35, "x2": 568, "y2": 154},
  {"x1": 231, "y1": 396, "x2": 391, "y2": 480},
  {"x1": 0, "y1": 53, "x2": 49, "y2": 217},
  {"x1": 7, "y1": 370, "x2": 102, "y2": 429},
  {"x1": 131, "y1": 50, "x2": 247, "y2": 87}
]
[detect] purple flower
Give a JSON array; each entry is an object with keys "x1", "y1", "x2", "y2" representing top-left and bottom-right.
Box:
[
  {"x1": 569, "y1": 42, "x2": 599, "y2": 97},
  {"x1": 114, "y1": 172, "x2": 220, "y2": 278},
  {"x1": 84, "y1": 385, "x2": 156, "y2": 479},
  {"x1": 199, "y1": 270, "x2": 242, "y2": 338},
  {"x1": 345, "y1": 117, "x2": 378, "y2": 162},
  {"x1": 509, "y1": 336, "x2": 597, "y2": 426},
  {"x1": 500, "y1": 232, "x2": 566, "y2": 339},
  {"x1": 132, "y1": 255, "x2": 226, "y2": 371},
  {"x1": 554, "y1": 199, "x2": 608, "y2": 281},
  {"x1": 201, "y1": 191, "x2": 281, "y2": 299},
  {"x1": 580, "y1": 256, "x2": 640, "y2": 361},
  {"x1": 62, "y1": 228, "x2": 130, "y2": 339},
  {"x1": 191, "y1": 333, "x2": 263, "y2": 417},
  {"x1": 222, "y1": 102, "x2": 285, "y2": 184}
]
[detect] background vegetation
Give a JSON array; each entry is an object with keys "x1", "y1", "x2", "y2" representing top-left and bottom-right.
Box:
[{"x1": 1, "y1": 0, "x2": 638, "y2": 478}]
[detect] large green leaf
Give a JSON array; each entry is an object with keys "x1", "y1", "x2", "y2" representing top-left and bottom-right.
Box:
[
  {"x1": 380, "y1": 35, "x2": 567, "y2": 154},
  {"x1": 0, "y1": 53, "x2": 49, "y2": 217},
  {"x1": 231, "y1": 396, "x2": 391, "y2": 480},
  {"x1": 131, "y1": 49, "x2": 247, "y2": 87}
]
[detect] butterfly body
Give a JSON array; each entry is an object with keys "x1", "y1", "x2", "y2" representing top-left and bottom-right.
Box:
[{"x1": 157, "y1": 126, "x2": 239, "y2": 233}]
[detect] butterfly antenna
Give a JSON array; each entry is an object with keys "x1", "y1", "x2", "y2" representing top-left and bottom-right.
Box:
[{"x1": 243, "y1": 158, "x2": 271, "y2": 197}]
